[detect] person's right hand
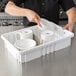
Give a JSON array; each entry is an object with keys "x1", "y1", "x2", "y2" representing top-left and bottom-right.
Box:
[{"x1": 25, "y1": 9, "x2": 41, "y2": 26}]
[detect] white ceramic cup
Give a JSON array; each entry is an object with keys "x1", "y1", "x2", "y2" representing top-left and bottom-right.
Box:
[
  {"x1": 17, "y1": 29, "x2": 33, "y2": 40},
  {"x1": 41, "y1": 30, "x2": 54, "y2": 42}
]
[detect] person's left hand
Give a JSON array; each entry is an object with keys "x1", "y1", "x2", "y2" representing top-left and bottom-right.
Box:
[{"x1": 63, "y1": 23, "x2": 74, "y2": 32}]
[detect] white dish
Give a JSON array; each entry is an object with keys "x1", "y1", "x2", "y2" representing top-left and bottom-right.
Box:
[{"x1": 14, "y1": 39, "x2": 36, "y2": 51}]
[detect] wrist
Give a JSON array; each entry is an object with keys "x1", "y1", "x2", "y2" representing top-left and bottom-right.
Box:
[
  {"x1": 67, "y1": 8, "x2": 76, "y2": 25},
  {"x1": 68, "y1": 15, "x2": 76, "y2": 26},
  {"x1": 68, "y1": 19, "x2": 76, "y2": 26},
  {"x1": 67, "y1": 22, "x2": 75, "y2": 29}
]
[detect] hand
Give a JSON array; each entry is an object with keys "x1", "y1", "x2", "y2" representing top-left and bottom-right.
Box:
[
  {"x1": 25, "y1": 9, "x2": 41, "y2": 26},
  {"x1": 65, "y1": 7, "x2": 76, "y2": 32},
  {"x1": 63, "y1": 23, "x2": 74, "y2": 32}
]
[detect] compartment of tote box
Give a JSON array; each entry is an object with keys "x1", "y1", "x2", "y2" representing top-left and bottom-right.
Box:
[{"x1": 1, "y1": 18, "x2": 74, "y2": 63}]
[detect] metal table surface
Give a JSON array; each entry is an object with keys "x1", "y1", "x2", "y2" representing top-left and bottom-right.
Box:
[{"x1": 0, "y1": 25, "x2": 76, "y2": 76}]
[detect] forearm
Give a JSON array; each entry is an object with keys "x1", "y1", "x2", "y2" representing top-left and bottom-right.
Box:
[
  {"x1": 66, "y1": 7, "x2": 76, "y2": 25},
  {"x1": 5, "y1": 1, "x2": 28, "y2": 17},
  {"x1": 63, "y1": 7, "x2": 76, "y2": 32},
  {"x1": 5, "y1": 1, "x2": 41, "y2": 25}
]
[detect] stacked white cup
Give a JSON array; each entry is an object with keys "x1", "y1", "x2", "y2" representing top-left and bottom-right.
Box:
[
  {"x1": 17, "y1": 29, "x2": 33, "y2": 40},
  {"x1": 41, "y1": 30, "x2": 54, "y2": 55},
  {"x1": 41, "y1": 30, "x2": 54, "y2": 43}
]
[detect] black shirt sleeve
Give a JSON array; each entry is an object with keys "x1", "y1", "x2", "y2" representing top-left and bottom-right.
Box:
[
  {"x1": 8, "y1": 0, "x2": 23, "y2": 6},
  {"x1": 59, "y1": 0, "x2": 75, "y2": 11}
]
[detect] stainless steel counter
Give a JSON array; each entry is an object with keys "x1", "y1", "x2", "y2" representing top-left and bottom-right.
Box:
[{"x1": 0, "y1": 25, "x2": 76, "y2": 76}]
